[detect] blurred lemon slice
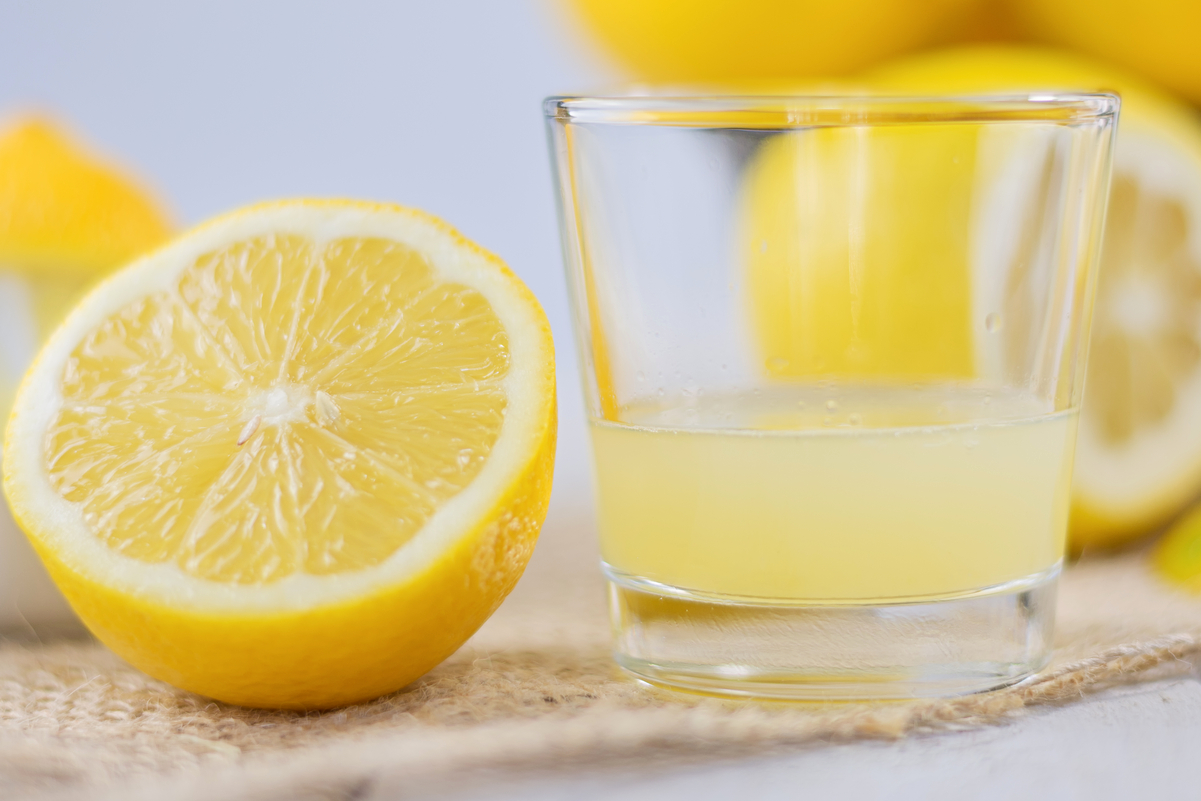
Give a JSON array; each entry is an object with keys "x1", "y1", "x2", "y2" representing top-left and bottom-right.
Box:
[
  {"x1": 868, "y1": 46, "x2": 1201, "y2": 551},
  {"x1": 0, "y1": 117, "x2": 172, "y2": 417},
  {"x1": 2, "y1": 199, "x2": 556, "y2": 708}
]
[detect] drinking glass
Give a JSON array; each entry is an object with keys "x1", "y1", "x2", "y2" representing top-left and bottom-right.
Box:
[{"x1": 545, "y1": 94, "x2": 1118, "y2": 698}]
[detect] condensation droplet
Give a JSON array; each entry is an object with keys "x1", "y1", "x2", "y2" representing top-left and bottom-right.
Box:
[
  {"x1": 826, "y1": 399, "x2": 838, "y2": 412},
  {"x1": 636, "y1": 371, "x2": 646, "y2": 382},
  {"x1": 822, "y1": 416, "x2": 835, "y2": 427},
  {"x1": 656, "y1": 388, "x2": 665, "y2": 397},
  {"x1": 759, "y1": 240, "x2": 768, "y2": 254},
  {"x1": 985, "y1": 312, "x2": 1003, "y2": 333},
  {"x1": 983, "y1": 395, "x2": 992, "y2": 405},
  {"x1": 849, "y1": 413, "x2": 862, "y2": 426}
]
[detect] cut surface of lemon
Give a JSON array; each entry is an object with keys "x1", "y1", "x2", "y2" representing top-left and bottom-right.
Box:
[
  {"x1": 2, "y1": 200, "x2": 556, "y2": 708},
  {"x1": 867, "y1": 46, "x2": 1201, "y2": 551}
]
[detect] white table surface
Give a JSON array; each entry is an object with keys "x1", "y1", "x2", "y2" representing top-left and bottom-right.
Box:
[
  {"x1": 3, "y1": 2, "x2": 1199, "y2": 797},
  {"x1": 468, "y1": 677, "x2": 1201, "y2": 801},
  {"x1": 423, "y1": 678, "x2": 1201, "y2": 801}
]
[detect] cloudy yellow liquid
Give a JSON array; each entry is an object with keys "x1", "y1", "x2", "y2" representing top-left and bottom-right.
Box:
[{"x1": 591, "y1": 388, "x2": 1076, "y2": 602}]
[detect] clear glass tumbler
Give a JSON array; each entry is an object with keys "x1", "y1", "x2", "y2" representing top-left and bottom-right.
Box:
[{"x1": 546, "y1": 95, "x2": 1118, "y2": 699}]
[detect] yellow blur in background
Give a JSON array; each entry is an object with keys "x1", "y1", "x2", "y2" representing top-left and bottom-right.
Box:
[
  {"x1": 743, "y1": 124, "x2": 976, "y2": 380},
  {"x1": 557, "y1": 0, "x2": 1201, "y2": 578},
  {"x1": 0, "y1": 118, "x2": 172, "y2": 418},
  {"x1": 563, "y1": 0, "x2": 981, "y2": 84}
]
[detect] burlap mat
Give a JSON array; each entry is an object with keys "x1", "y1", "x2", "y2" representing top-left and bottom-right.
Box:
[{"x1": 1, "y1": 520, "x2": 1200, "y2": 801}]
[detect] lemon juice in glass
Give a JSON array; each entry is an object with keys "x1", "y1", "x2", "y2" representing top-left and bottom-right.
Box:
[{"x1": 547, "y1": 95, "x2": 1117, "y2": 698}]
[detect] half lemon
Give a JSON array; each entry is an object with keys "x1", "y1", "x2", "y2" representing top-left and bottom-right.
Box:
[{"x1": 3, "y1": 199, "x2": 556, "y2": 709}]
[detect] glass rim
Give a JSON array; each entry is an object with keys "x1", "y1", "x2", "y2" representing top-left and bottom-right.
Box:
[{"x1": 543, "y1": 92, "x2": 1120, "y2": 127}]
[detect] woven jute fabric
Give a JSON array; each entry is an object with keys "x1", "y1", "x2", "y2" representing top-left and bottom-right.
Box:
[{"x1": 1, "y1": 526, "x2": 1199, "y2": 801}]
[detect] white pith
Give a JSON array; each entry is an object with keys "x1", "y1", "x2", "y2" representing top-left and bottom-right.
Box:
[{"x1": 4, "y1": 203, "x2": 552, "y2": 613}]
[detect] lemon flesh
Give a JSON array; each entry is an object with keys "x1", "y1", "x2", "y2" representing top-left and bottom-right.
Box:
[
  {"x1": 4, "y1": 201, "x2": 556, "y2": 708},
  {"x1": 867, "y1": 46, "x2": 1201, "y2": 551},
  {"x1": 51, "y1": 235, "x2": 508, "y2": 583}
]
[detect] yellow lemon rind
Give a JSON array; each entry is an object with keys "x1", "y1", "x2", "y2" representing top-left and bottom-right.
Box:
[{"x1": 3, "y1": 199, "x2": 557, "y2": 708}]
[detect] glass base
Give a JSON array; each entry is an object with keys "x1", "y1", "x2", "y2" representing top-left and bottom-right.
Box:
[{"x1": 607, "y1": 564, "x2": 1059, "y2": 700}]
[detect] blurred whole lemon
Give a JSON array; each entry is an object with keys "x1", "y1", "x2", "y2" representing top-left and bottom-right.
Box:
[
  {"x1": 866, "y1": 46, "x2": 1201, "y2": 553},
  {"x1": 562, "y1": 0, "x2": 982, "y2": 83},
  {"x1": 743, "y1": 123, "x2": 978, "y2": 381},
  {"x1": 0, "y1": 118, "x2": 172, "y2": 411},
  {"x1": 1008, "y1": 0, "x2": 1201, "y2": 105},
  {"x1": 0, "y1": 117, "x2": 171, "y2": 630}
]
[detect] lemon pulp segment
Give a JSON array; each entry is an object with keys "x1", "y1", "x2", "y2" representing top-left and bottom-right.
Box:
[
  {"x1": 1085, "y1": 176, "x2": 1201, "y2": 444},
  {"x1": 46, "y1": 234, "x2": 509, "y2": 584}
]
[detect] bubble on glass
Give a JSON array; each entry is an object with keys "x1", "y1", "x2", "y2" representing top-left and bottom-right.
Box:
[
  {"x1": 636, "y1": 371, "x2": 645, "y2": 382},
  {"x1": 657, "y1": 388, "x2": 665, "y2": 397},
  {"x1": 826, "y1": 399, "x2": 838, "y2": 412},
  {"x1": 766, "y1": 356, "x2": 789, "y2": 371},
  {"x1": 849, "y1": 413, "x2": 862, "y2": 426},
  {"x1": 759, "y1": 240, "x2": 768, "y2": 254},
  {"x1": 985, "y1": 312, "x2": 1003, "y2": 333}
]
